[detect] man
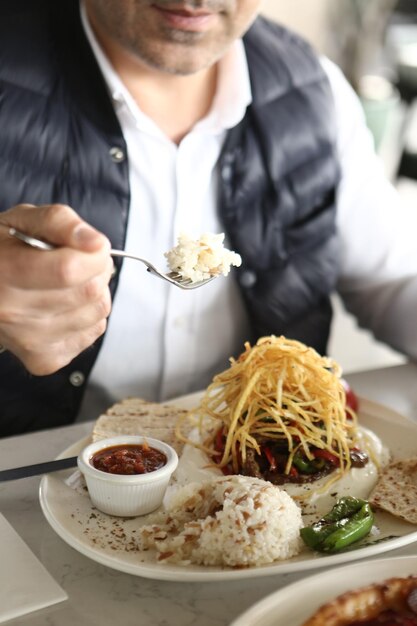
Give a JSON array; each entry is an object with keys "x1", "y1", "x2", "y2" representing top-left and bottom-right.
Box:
[{"x1": 0, "y1": 0, "x2": 416, "y2": 436}]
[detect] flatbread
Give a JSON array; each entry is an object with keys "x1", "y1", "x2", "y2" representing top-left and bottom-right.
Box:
[
  {"x1": 92, "y1": 397, "x2": 191, "y2": 455},
  {"x1": 368, "y1": 457, "x2": 417, "y2": 524}
]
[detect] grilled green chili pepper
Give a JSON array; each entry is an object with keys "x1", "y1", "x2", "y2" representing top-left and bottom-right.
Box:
[
  {"x1": 300, "y1": 496, "x2": 374, "y2": 553},
  {"x1": 321, "y1": 502, "x2": 374, "y2": 552},
  {"x1": 300, "y1": 517, "x2": 344, "y2": 549},
  {"x1": 321, "y1": 495, "x2": 364, "y2": 522}
]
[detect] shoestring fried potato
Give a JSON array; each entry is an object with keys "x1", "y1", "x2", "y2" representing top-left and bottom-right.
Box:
[{"x1": 177, "y1": 336, "x2": 365, "y2": 496}]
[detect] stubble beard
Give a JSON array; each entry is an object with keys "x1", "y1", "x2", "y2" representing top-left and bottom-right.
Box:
[
  {"x1": 121, "y1": 20, "x2": 232, "y2": 76},
  {"x1": 127, "y1": 37, "x2": 232, "y2": 76},
  {"x1": 87, "y1": 0, "x2": 237, "y2": 75}
]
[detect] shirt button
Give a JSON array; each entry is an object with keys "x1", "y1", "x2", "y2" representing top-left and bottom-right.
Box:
[
  {"x1": 69, "y1": 371, "x2": 85, "y2": 387},
  {"x1": 173, "y1": 316, "x2": 187, "y2": 328},
  {"x1": 239, "y1": 270, "x2": 257, "y2": 288},
  {"x1": 109, "y1": 146, "x2": 125, "y2": 163}
]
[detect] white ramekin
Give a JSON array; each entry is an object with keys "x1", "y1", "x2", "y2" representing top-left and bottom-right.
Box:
[{"x1": 77, "y1": 435, "x2": 178, "y2": 517}]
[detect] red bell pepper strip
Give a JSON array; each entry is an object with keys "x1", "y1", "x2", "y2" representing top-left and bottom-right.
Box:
[
  {"x1": 312, "y1": 449, "x2": 339, "y2": 466},
  {"x1": 341, "y1": 378, "x2": 359, "y2": 412},
  {"x1": 263, "y1": 446, "x2": 277, "y2": 471},
  {"x1": 215, "y1": 427, "x2": 224, "y2": 452}
]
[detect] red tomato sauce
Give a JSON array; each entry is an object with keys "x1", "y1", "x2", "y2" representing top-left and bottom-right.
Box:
[{"x1": 91, "y1": 444, "x2": 167, "y2": 475}]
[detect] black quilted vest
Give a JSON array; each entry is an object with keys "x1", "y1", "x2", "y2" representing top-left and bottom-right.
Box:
[{"x1": 0, "y1": 1, "x2": 341, "y2": 435}]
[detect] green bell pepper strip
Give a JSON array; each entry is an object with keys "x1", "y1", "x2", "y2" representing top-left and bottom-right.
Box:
[
  {"x1": 292, "y1": 453, "x2": 317, "y2": 474},
  {"x1": 292, "y1": 452, "x2": 327, "y2": 475},
  {"x1": 300, "y1": 497, "x2": 374, "y2": 552}
]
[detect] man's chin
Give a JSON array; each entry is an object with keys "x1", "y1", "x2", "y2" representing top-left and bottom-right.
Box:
[{"x1": 135, "y1": 44, "x2": 225, "y2": 75}]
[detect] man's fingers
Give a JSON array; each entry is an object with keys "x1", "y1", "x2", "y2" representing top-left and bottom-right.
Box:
[
  {"x1": 0, "y1": 285, "x2": 112, "y2": 375},
  {"x1": 0, "y1": 237, "x2": 114, "y2": 290},
  {"x1": 0, "y1": 266, "x2": 114, "y2": 316},
  {"x1": 0, "y1": 203, "x2": 114, "y2": 375},
  {"x1": 15, "y1": 319, "x2": 109, "y2": 376},
  {"x1": 0, "y1": 203, "x2": 110, "y2": 252},
  {"x1": 8, "y1": 290, "x2": 112, "y2": 343}
]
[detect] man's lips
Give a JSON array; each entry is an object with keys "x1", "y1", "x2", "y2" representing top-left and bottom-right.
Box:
[{"x1": 152, "y1": 4, "x2": 219, "y2": 31}]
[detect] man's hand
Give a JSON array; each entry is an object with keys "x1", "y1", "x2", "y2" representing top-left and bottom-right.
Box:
[{"x1": 0, "y1": 203, "x2": 114, "y2": 375}]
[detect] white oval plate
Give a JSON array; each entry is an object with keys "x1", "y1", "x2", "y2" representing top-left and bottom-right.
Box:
[
  {"x1": 39, "y1": 394, "x2": 417, "y2": 582},
  {"x1": 230, "y1": 555, "x2": 417, "y2": 626}
]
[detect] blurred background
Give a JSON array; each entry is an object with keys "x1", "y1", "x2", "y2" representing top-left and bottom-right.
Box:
[{"x1": 260, "y1": 0, "x2": 417, "y2": 373}]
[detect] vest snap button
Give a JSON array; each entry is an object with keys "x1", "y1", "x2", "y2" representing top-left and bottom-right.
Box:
[
  {"x1": 109, "y1": 146, "x2": 125, "y2": 163},
  {"x1": 240, "y1": 270, "x2": 257, "y2": 288},
  {"x1": 69, "y1": 371, "x2": 85, "y2": 387},
  {"x1": 221, "y1": 164, "x2": 233, "y2": 181}
]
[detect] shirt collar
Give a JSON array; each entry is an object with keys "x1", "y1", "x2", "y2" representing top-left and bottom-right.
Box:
[{"x1": 80, "y1": 2, "x2": 252, "y2": 137}]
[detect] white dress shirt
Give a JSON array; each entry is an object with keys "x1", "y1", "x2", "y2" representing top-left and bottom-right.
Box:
[
  {"x1": 79, "y1": 5, "x2": 252, "y2": 416},
  {"x1": 78, "y1": 7, "x2": 417, "y2": 418}
]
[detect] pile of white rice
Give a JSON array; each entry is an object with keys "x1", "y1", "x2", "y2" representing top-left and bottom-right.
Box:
[
  {"x1": 164, "y1": 232, "x2": 242, "y2": 282},
  {"x1": 139, "y1": 475, "x2": 303, "y2": 567}
]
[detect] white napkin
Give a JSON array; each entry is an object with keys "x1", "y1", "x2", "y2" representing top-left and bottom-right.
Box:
[{"x1": 0, "y1": 513, "x2": 67, "y2": 623}]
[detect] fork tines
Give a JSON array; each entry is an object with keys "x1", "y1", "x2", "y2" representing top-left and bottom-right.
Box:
[{"x1": 167, "y1": 271, "x2": 193, "y2": 285}]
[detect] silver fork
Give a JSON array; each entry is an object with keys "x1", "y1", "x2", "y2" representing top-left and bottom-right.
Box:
[{"x1": 3, "y1": 227, "x2": 216, "y2": 290}]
